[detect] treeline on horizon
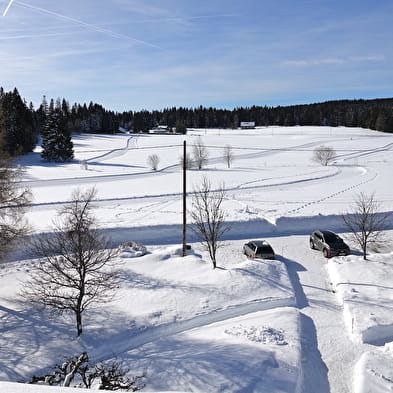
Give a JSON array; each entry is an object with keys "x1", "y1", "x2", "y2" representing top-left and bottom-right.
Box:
[{"x1": 1, "y1": 86, "x2": 392, "y2": 157}]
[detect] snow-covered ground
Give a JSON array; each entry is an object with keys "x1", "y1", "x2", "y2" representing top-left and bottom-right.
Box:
[
  {"x1": 1, "y1": 126, "x2": 393, "y2": 392},
  {"x1": 328, "y1": 253, "x2": 393, "y2": 346}
]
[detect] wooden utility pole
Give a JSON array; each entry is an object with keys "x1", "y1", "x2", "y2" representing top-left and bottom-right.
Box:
[{"x1": 182, "y1": 140, "x2": 187, "y2": 256}]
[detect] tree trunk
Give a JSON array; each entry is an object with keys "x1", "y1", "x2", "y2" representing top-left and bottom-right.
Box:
[
  {"x1": 362, "y1": 243, "x2": 367, "y2": 260},
  {"x1": 76, "y1": 307, "x2": 83, "y2": 336}
]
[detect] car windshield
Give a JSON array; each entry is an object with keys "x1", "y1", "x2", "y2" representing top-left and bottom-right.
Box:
[
  {"x1": 256, "y1": 246, "x2": 273, "y2": 254},
  {"x1": 324, "y1": 233, "x2": 341, "y2": 243}
]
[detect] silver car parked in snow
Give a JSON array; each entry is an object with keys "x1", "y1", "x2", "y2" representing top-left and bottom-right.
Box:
[
  {"x1": 243, "y1": 240, "x2": 275, "y2": 260},
  {"x1": 310, "y1": 230, "x2": 349, "y2": 258}
]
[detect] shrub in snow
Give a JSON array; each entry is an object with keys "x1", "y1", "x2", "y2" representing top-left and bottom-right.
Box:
[
  {"x1": 192, "y1": 137, "x2": 209, "y2": 169},
  {"x1": 120, "y1": 241, "x2": 147, "y2": 258},
  {"x1": 147, "y1": 154, "x2": 160, "y2": 170},
  {"x1": 225, "y1": 324, "x2": 287, "y2": 345},
  {"x1": 223, "y1": 144, "x2": 234, "y2": 168},
  {"x1": 179, "y1": 152, "x2": 193, "y2": 169},
  {"x1": 27, "y1": 352, "x2": 146, "y2": 390}
]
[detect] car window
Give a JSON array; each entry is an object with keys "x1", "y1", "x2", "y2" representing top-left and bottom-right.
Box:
[
  {"x1": 324, "y1": 233, "x2": 340, "y2": 243},
  {"x1": 256, "y1": 246, "x2": 273, "y2": 254}
]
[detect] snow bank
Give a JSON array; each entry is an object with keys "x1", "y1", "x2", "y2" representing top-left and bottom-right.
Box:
[
  {"x1": 0, "y1": 381, "x2": 186, "y2": 393},
  {"x1": 0, "y1": 382, "x2": 91, "y2": 393},
  {"x1": 354, "y1": 350, "x2": 393, "y2": 393},
  {"x1": 111, "y1": 245, "x2": 295, "y2": 329},
  {"x1": 328, "y1": 252, "x2": 393, "y2": 345}
]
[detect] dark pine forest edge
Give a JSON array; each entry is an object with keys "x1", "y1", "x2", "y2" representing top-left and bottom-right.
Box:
[{"x1": 1, "y1": 86, "x2": 392, "y2": 157}]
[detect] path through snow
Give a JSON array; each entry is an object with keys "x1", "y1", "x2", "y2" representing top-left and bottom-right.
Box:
[{"x1": 278, "y1": 237, "x2": 374, "y2": 393}]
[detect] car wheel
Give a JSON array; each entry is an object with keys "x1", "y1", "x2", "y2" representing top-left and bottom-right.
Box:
[
  {"x1": 310, "y1": 239, "x2": 315, "y2": 249},
  {"x1": 323, "y1": 248, "x2": 329, "y2": 258}
]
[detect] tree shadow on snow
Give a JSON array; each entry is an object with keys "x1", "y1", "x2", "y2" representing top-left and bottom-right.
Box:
[
  {"x1": 120, "y1": 335, "x2": 299, "y2": 393},
  {"x1": 0, "y1": 299, "x2": 81, "y2": 381}
]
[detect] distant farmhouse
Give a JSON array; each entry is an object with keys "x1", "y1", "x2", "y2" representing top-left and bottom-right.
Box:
[
  {"x1": 240, "y1": 121, "x2": 255, "y2": 129},
  {"x1": 149, "y1": 125, "x2": 171, "y2": 134}
]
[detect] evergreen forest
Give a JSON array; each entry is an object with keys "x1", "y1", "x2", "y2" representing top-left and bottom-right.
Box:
[{"x1": 1, "y1": 86, "x2": 392, "y2": 157}]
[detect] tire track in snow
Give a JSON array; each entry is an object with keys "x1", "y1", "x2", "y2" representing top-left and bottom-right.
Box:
[
  {"x1": 25, "y1": 135, "x2": 386, "y2": 218},
  {"x1": 234, "y1": 167, "x2": 340, "y2": 191},
  {"x1": 274, "y1": 139, "x2": 390, "y2": 217},
  {"x1": 114, "y1": 197, "x2": 178, "y2": 223},
  {"x1": 85, "y1": 136, "x2": 137, "y2": 163},
  {"x1": 27, "y1": 167, "x2": 340, "y2": 212},
  {"x1": 335, "y1": 141, "x2": 393, "y2": 162}
]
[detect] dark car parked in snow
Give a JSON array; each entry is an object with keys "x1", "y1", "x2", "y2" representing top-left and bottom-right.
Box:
[
  {"x1": 243, "y1": 240, "x2": 275, "y2": 260},
  {"x1": 309, "y1": 230, "x2": 350, "y2": 258}
]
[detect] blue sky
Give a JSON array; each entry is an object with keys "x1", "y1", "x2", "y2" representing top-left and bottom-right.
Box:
[{"x1": 1, "y1": 0, "x2": 392, "y2": 112}]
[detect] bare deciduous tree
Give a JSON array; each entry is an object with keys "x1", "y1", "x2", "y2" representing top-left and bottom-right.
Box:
[
  {"x1": 21, "y1": 188, "x2": 119, "y2": 336},
  {"x1": 179, "y1": 152, "x2": 193, "y2": 170},
  {"x1": 190, "y1": 177, "x2": 230, "y2": 268},
  {"x1": 223, "y1": 144, "x2": 234, "y2": 168},
  {"x1": 0, "y1": 157, "x2": 31, "y2": 260},
  {"x1": 147, "y1": 154, "x2": 160, "y2": 170},
  {"x1": 193, "y1": 137, "x2": 209, "y2": 170},
  {"x1": 342, "y1": 192, "x2": 389, "y2": 260},
  {"x1": 312, "y1": 145, "x2": 337, "y2": 166}
]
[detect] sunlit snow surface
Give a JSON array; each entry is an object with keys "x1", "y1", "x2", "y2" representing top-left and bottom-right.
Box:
[{"x1": 1, "y1": 126, "x2": 393, "y2": 392}]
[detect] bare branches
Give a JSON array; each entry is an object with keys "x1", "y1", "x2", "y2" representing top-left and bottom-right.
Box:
[
  {"x1": 147, "y1": 154, "x2": 160, "y2": 170},
  {"x1": 223, "y1": 144, "x2": 234, "y2": 168},
  {"x1": 94, "y1": 358, "x2": 146, "y2": 391},
  {"x1": 192, "y1": 137, "x2": 209, "y2": 170},
  {"x1": 179, "y1": 152, "x2": 193, "y2": 170},
  {"x1": 0, "y1": 157, "x2": 31, "y2": 260},
  {"x1": 312, "y1": 145, "x2": 337, "y2": 166},
  {"x1": 21, "y1": 188, "x2": 119, "y2": 336},
  {"x1": 342, "y1": 192, "x2": 389, "y2": 260},
  {"x1": 189, "y1": 177, "x2": 230, "y2": 268},
  {"x1": 28, "y1": 352, "x2": 146, "y2": 391}
]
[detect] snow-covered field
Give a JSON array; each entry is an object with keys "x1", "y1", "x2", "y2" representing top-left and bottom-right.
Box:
[{"x1": 1, "y1": 126, "x2": 393, "y2": 392}]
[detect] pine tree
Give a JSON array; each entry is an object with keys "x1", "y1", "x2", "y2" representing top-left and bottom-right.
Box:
[
  {"x1": 0, "y1": 103, "x2": 6, "y2": 153},
  {"x1": 0, "y1": 88, "x2": 35, "y2": 156},
  {"x1": 41, "y1": 107, "x2": 74, "y2": 162}
]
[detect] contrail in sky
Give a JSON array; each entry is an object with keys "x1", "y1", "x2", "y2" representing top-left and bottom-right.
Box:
[
  {"x1": 2, "y1": 0, "x2": 15, "y2": 16},
  {"x1": 12, "y1": 1, "x2": 159, "y2": 48}
]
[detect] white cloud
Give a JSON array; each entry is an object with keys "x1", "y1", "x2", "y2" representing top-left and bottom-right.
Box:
[
  {"x1": 349, "y1": 55, "x2": 385, "y2": 62},
  {"x1": 282, "y1": 56, "x2": 385, "y2": 67}
]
